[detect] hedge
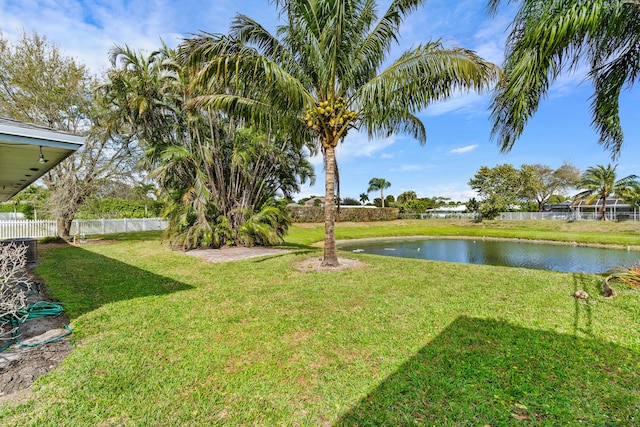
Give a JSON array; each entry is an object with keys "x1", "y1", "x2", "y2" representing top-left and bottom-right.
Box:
[{"x1": 288, "y1": 206, "x2": 399, "y2": 223}]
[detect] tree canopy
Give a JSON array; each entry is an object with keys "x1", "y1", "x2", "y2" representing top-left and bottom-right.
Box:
[
  {"x1": 100, "y1": 45, "x2": 314, "y2": 248},
  {"x1": 489, "y1": 0, "x2": 640, "y2": 158},
  {"x1": 0, "y1": 30, "x2": 138, "y2": 237},
  {"x1": 367, "y1": 178, "x2": 392, "y2": 208}
]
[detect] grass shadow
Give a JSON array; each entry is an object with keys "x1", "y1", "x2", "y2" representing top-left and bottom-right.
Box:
[
  {"x1": 34, "y1": 244, "x2": 193, "y2": 319},
  {"x1": 336, "y1": 316, "x2": 639, "y2": 426}
]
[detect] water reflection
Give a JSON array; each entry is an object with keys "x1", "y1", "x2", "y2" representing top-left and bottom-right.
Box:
[{"x1": 340, "y1": 239, "x2": 640, "y2": 273}]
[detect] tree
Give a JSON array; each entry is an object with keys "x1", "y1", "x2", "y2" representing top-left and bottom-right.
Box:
[
  {"x1": 367, "y1": 178, "x2": 392, "y2": 208},
  {"x1": 468, "y1": 164, "x2": 532, "y2": 219},
  {"x1": 182, "y1": 0, "x2": 500, "y2": 266},
  {"x1": 0, "y1": 31, "x2": 136, "y2": 237},
  {"x1": 359, "y1": 193, "x2": 369, "y2": 205},
  {"x1": 0, "y1": 243, "x2": 33, "y2": 345},
  {"x1": 520, "y1": 163, "x2": 581, "y2": 211},
  {"x1": 465, "y1": 197, "x2": 480, "y2": 217},
  {"x1": 341, "y1": 197, "x2": 361, "y2": 206},
  {"x1": 101, "y1": 46, "x2": 314, "y2": 248},
  {"x1": 397, "y1": 191, "x2": 417, "y2": 204},
  {"x1": 574, "y1": 164, "x2": 639, "y2": 220},
  {"x1": 10, "y1": 185, "x2": 50, "y2": 220},
  {"x1": 618, "y1": 181, "x2": 640, "y2": 209},
  {"x1": 488, "y1": 0, "x2": 640, "y2": 157}
]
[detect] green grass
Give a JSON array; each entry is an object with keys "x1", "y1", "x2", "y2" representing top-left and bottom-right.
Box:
[{"x1": 2, "y1": 220, "x2": 639, "y2": 425}]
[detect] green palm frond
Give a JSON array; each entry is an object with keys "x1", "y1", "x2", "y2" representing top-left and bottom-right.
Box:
[{"x1": 491, "y1": 0, "x2": 640, "y2": 157}]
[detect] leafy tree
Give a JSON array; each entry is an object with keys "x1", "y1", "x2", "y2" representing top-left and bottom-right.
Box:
[
  {"x1": 574, "y1": 164, "x2": 639, "y2": 220},
  {"x1": 403, "y1": 198, "x2": 428, "y2": 213},
  {"x1": 0, "y1": 30, "x2": 136, "y2": 237},
  {"x1": 358, "y1": 193, "x2": 369, "y2": 205},
  {"x1": 488, "y1": 0, "x2": 640, "y2": 157},
  {"x1": 9, "y1": 185, "x2": 50, "y2": 220},
  {"x1": 101, "y1": 46, "x2": 313, "y2": 248},
  {"x1": 520, "y1": 163, "x2": 581, "y2": 211},
  {"x1": 367, "y1": 178, "x2": 392, "y2": 208},
  {"x1": 468, "y1": 164, "x2": 532, "y2": 219},
  {"x1": 181, "y1": 0, "x2": 500, "y2": 266},
  {"x1": 397, "y1": 191, "x2": 417, "y2": 204},
  {"x1": 385, "y1": 194, "x2": 396, "y2": 207},
  {"x1": 341, "y1": 197, "x2": 361, "y2": 206},
  {"x1": 465, "y1": 197, "x2": 480, "y2": 216}
]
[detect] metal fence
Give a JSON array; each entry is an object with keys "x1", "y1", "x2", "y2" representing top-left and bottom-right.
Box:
[
  {"x1": 498, "y1": 212, "x2": 640, "y2": 221},
  {"x1": 0, "y1": 218, "x2": 167, "y2": 239}
]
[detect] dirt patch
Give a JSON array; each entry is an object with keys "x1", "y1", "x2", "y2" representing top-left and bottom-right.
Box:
[
  {"x1": 38, "y1": 238, "x2": 117, "y2": 250},
  {"x1": 293, "y1": 256, "x2": 365, "y2": 272},
  {"x1": 184, "y1": 246, "x2": 292, "y2": 263}
]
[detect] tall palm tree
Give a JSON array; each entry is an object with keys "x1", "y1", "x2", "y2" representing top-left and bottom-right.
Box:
[
  {"x1": 488, "y1": 0, "x2": 640, "y2": 158},
  {"x1": 574, "y1": 164, "x2": 639, "y2": 220},
  {"x1": 367, "y1": 178, "x2": 392, "y2": 208},
  {"x1": 183, "y1": 0, "x2": 500, "y2": 266}
]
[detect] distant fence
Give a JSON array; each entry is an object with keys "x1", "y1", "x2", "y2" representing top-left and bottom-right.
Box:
[
  {"x1": 498, "y1": 212, "x2": 640, "y2": 221},
  {"x1": 0, "y1": 218, "x2": 167, "y2": 239}
]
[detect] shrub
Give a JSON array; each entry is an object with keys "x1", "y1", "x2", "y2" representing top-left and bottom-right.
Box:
[{"x1": 0, "y1": 243, "x2": 32, "y2": 348}]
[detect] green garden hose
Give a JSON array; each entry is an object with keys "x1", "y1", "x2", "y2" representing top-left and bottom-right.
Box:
[{"x1": 0, "y1": 300, "x2": 72, "y2": 352}]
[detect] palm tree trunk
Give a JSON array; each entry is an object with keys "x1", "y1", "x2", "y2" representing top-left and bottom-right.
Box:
[
  {"x1": 381, "y1": 189, "x2": 385, "y2": 208},
  {"x1": 600, "y1": 198, "x2": 607, "y2": 221},
  {"x1": 322, "y1": 146, "x2": 339, "y2": 267}
]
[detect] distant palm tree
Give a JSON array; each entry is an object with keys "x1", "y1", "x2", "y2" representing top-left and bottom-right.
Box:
[
  {"x1": 368, "y1": 178, "x2": 391, "y2": 208},
  {"x1": 489, "y1": 0, "x2": 640, "y2": 157},
  {"x1": 617, "y1": 181, "x2": 640, "y2": 210},
  {"x1": 359, "y1": 193, "x2": 369, "y2": 205},
  {"x1": 182, "y1": 0, "x2": 499, "y2": 266},
  {"x1": 574, "y1": 164, "x2": 639, "y2": 220}
]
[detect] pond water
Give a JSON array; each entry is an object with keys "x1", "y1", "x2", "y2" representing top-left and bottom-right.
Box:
[{"x1": 339, "y1": 238, "x2": 640, "y2": 273}]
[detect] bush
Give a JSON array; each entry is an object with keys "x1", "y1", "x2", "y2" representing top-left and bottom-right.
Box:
[
  {"x1": 0, "y1": 243, "x2": 32, "y2": 348},
  {"x1": 288, "y1": 206, "x2": 399, "y2": 223}
]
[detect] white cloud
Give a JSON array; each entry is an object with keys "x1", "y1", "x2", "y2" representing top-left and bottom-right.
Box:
[
  {"x1": 449, "y1": 144, "x2": 479, "y2": 154},
  {"x1": 425, "y1": 91, "x2": 489, "y2": 117},
  {"x1": 390, "y1": 164, "x2": 422, "y2": 172},
  {"x1": 337, "y1": 132, "x2": 396, "y2": 162},
  {"x1": 303, "y1": 132, "x2": 396, "y2": 167}
]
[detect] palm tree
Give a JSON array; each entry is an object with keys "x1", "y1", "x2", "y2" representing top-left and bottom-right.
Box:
[
  {"x1": 367, "y1": 178, "x2": 392, "y2": 208},
  {"x1": 183, "y1": 0, "x2": 500, "y2": 266},
  {"x1": 359, "y1": 192, "x2": 369, "y2": 205},
  {"x1": 618, "y1": 181, "x2": 640, "y2": 211},
  {"x1": 488, "y1": 0, "x2": 640, "y2": 157},
  {"x1": 574, "y1": 164, "x2": 639, "y2": 220},
  {"x1": 101, "y1": 46, "x2": 314, "y2": 249}
]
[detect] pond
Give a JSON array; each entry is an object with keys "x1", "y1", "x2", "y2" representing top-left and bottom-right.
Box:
[{"x1": 339, "y1": 238, "x2": 640, "y2": 274}]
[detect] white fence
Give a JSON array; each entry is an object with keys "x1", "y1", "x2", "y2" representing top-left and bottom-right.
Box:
[
  {"x1": 0, "y1": 218, "x2": 167, "y2": 239},
  {"x1": 498, "y1": 212, "x2": 640, "y2": 221}
]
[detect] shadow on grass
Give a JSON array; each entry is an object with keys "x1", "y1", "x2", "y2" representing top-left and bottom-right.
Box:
[
  {"x1": 336, "y1": 316, "x2": 639, "y2": 426},
  {"x1": 35, "y1": 244, "x2": 193, "y2": 319}
]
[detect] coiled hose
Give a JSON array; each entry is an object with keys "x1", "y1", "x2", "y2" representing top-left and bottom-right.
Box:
[{"x1": 1, "y1": 300, "x2": 72, "y2": 353}]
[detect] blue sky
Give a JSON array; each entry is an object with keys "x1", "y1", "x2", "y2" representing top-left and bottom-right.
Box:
[{"x1": 2, "y1": 0, "x2": 639, "y2": 202}]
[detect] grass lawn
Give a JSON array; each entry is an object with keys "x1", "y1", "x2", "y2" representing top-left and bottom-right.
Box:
[{"x1": 1, "y1": 220, "x2": 639, "y2": 425}]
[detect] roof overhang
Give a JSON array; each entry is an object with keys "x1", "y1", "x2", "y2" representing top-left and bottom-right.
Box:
[{"x1": 0, "y1": 117, "x2": 85, "y2": 202}]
